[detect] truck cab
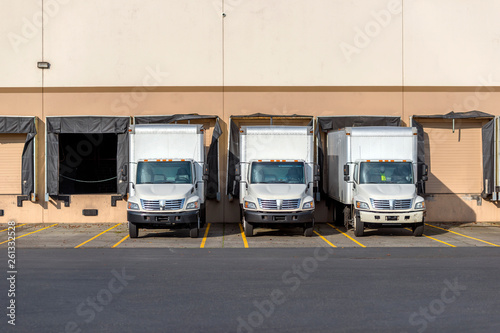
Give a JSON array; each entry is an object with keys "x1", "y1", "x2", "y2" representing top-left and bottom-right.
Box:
[
  {"x1": 241, "y1": 160, "x2": 315, "y2": 236},
  {"x1": 127, "y1": 124, "x2": 206, "y2": 238},
  {"x1": 347, "y1": 160, "x2": 426, "y2": 236},
  {"x1": 237, "y1": 125, "x2": 317, "y2": 237}
]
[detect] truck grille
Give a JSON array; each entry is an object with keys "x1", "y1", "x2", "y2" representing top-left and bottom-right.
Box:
[
  {"x1": 141, "y1": 199, "x2": 185, "y2": 211},
  {"x1": 394, "y1": 199, "x2": 412, "y2": 209},
  {"x1": 258, "y1": 199, "x2": 300, "y2": 210},
  {"x1": 370, "y1": 199, "x2": 412, "y2": 210},
  {"x1": 282, "y1": 199, "x2": 300, "y2": 209}
]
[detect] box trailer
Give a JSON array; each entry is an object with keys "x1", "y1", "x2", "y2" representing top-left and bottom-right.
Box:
[
  {"x1": 327, "y1": 126, "x2": 427, "y2": 237},
  {"x1": 127, "y1": 124, "x2": 207, "y2": 238},
  {"x1": 236, "y1": 126, "x2": 317, "y2": 237}
]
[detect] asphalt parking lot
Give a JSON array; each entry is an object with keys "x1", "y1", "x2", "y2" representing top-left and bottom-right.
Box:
[
  {"x1": 2, "y1": 223, "x2": 500, "y2": 333},
  {"x1": 1, "y1": 222, "x2": 500, "y2": 249}
]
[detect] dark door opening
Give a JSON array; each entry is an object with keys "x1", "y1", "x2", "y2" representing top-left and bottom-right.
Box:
[{"x1": 59, "y1": 133, "x2": 117, "y2": 194}]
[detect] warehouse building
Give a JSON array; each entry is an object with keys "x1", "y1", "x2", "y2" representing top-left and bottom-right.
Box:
[{"x1": 2, "y1": 0, "x2": 500, "y2": 223}]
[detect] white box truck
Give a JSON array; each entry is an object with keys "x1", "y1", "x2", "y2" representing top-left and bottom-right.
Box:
[
  {"x1": 327, "y1": 126, "x2": 427, "y2": 237},
  {"x1": 127, "y1": 124, "x2": 207, "y2": 238},
  {"x1": 236, "y1": 126, "x2": 317, "y2": 237}
]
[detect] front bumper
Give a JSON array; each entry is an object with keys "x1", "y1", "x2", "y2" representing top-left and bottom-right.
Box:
[
  {"x1": 244, "y1": 210, "x2": 314, "y2": 224},
  {"x1": 359, "y1": 210, "x2": 425, "y2": 224},
  {"x1": 128, "y1": 210, "x2": 199, "y2": 228}
]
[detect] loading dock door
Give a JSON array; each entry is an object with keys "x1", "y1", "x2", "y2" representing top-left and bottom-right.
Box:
[
  {"x1": 46, "y1": 116, "x2": 130, "y2": 199},
  {"x1": 421, "y1": 119, "x2": 486, "y2": 194},
  {"x1": 0, "y1": 134, "x2": 26, "y2": 194},
  {"x1": 0, "y1": 117, "x2": 37, "y2": 198}
]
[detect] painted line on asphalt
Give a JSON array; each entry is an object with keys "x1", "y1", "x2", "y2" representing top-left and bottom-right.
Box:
[
  {"x1": 0, "y1": 224, "x2": 57, "y2": 245},
  {"x1": 200, "y1": 223, "x2": 211, "y2": 248},
  {"x1": 238, "y1": 223, "x2": 249, "y2": 248},
  {"x1": 75, "y1": 224, "x2": 120, "y2": 248},
  {"x1": 112, "y1": 235, "x2": 129, "y2": 248},
  {"x1": 404, "y1": 228, "x2": 456, "y2": 247},
  {"x1": 327, "y1": 223, "x2": 366, "y2": 247},
  {"x1": 0, "y1": 223, "x2": 26, "y2": 232},
  {"x1": 426, "y1": 224, "x2": 500, "y2": 247},
  {"x1": 313, "y1": 230, "x2": 337, "y2": 248}
]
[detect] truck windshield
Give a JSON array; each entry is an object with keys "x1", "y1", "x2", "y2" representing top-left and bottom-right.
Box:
[
  {"x1": 136, "y1": 161, "x2": 192, "y2": 184},
  {"x1": 359, "y1": 162, "x2": 413, "y2": 184},
  {"x1": 250, "y1": 162, "x2": 305, "y2": 184}
]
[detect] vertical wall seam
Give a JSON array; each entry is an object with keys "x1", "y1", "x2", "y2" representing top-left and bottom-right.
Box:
[
  {"x1": 401, "y1": 0, "x2": 405, "y2": 124},
  {"x1": 41, "y1": 0, "x2": 45, "y2": 223},
  {"x1": 221, "y1": 0, "x2": 225, "y2": 224}
]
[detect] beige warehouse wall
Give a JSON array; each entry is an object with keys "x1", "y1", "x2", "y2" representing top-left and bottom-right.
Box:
[
  {"x1": 1, "y1": 1, "x2": 42, "y2": 87},
  {"x1": 42, "y1": 0, "x2": 223, "y2": 87},
  {"x1": 4, "y1": 0, "x2": 500, "y2": 88},
  {"x1": 404, "y1": 0, "x2": 500, "y2": 86},
  {"x1": 223, "y1": 0, "x2": 403, "y2": 86}
]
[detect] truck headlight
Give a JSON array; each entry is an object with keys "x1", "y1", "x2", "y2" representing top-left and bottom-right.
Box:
[
  {"x1": 303, "y1": 201, "x2": 314, "y2": 209},
  {"x1": 415, "y1": 201, "x2": 425, "y2": 209},
  {"x1": 244, "y1": 201, "x2": 257, "y2": 209},
  {"x1": 128, "y1": 202, "x2": 139, "y2": 210},
  {"x1": 186, "y1": 201, "x2": 199, "y2": 209},
  {"x1": 356, "y1": 201, "x2": 369, "y2": 209}
]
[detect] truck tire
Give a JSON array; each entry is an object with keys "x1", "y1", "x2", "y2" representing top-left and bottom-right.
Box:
[
  {"x1": 353, "y1": 214, "x2": 364, "y2": 237},
  {"x1": 243, "y1": 218, "x2": 254, "y2": 237},
  {"x1": 343, "y1": 206, "x2": 351, "y2": 229},
  {"x1": 303, "y1": 222, "x2": 313, "y2": 237},
  {"x1": 128, "y1": 222, "x2": 138, "y2": 238},
  {"x1": 200, "y1": 204, "x2": 206, "y2": 228},
  {"x1": 413, "y1": 223, "x2": 424, "y2": 237},
  {"x1": 190, "y1": 228, "x2": 199, "y2": 238}
]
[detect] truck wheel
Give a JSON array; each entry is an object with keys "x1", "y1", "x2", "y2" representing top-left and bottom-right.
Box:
[
  {"x1": 128, "y1": 222, "x2": 138, "y2": 238},
  {"x1": 412, "y1": 223, "x2": 424, "y2": 237},
  {"x1": 200, "y1": 204, "x2": 206, "y2": 228},
  {"x1": 343, "y1": 206, "x2": 351, "y2": 229},
  {"x1": 353, "y1": 214, "x2": 364, "y2": 237},
  {"x1": 190, "y1": 228, "x2": 199, "y2": 238},
  {"x1": 303, "y1": 222, "x2": 313, "y2": 237},
  {"x1": 243, "y1": 218, "x2": 254, "y2": 237}
]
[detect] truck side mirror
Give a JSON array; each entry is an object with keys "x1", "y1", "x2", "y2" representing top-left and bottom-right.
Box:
[
  {"x1": 121, "y1": 164, "x2": 128, "y2": 178},
  {"x1": 235, "y1": 166, "x2": 240, "y2": 177},
  {"x1": 314, "y1": 175, "x2": 321, "y2": 182},
  {"x1": 204, "y1": 164, "x2": 209, "y2": 176},
  {"x1": 422, "y1": 175, "x2": 428, "y2": 181},
  {"x1": 235, "y1": 175, "x2": 241, "y2": 181},
  {"x1": 344, "y1": 164, "x2": 349, "y2": 176},
  {"x1": 314, "y1": 164, "x2": 320, "y2": 176},
  {"x1": 422, "y1": 164, "x2": 428, "y2": 177},
  {"x1": 343, "y1": 164, "x2": 350, "y2": 181}
]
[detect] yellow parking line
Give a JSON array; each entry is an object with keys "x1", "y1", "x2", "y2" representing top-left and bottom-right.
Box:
[
  {"x1": 0, "y1": 223, "x2": 26, "y2": 232},
  {"x1": 0, "y1": 224, "x2": 57, "y2": 245},
  {"x1": 327, "y1": 223, "x2": 366, "y2": 247},
  {"x1": 426, "y1": 224, "x2": 500, "y2": 247},
  {"x1": 404, "y1": 228, "x2": 456, "y2": 247},
  {"x1": 200, "y1": 223, "x2": 211, "y2": 248},
  {"x1": 313, "y1": 230, "x2": 337, "y2": 248},
  {"x1": 238, "y1": 223, "x2": 249, "y2": 248},
  {"x1": 75, "y1": 224, "x2": 120, "y2": 248},
  {"x1": 112, "y1": 235, "x2": 129, "y2": 248}
]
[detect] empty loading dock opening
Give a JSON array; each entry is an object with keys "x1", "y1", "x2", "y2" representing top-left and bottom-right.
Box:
[{"x1": 59, "y1": 133, "x2": 117, "y2": 194}]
